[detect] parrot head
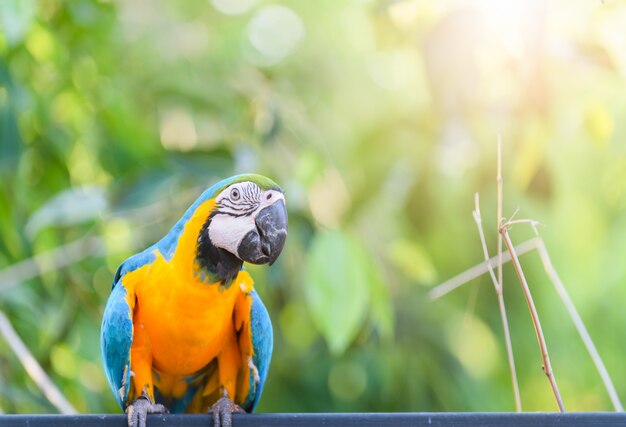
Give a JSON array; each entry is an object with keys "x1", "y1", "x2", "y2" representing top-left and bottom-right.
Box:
[
  {"x1": 208, "y1": 178, "x2": 287, "y2": 265},
  {"x1": 195, "y1": 174, "x2": 288, "y2": 284}
]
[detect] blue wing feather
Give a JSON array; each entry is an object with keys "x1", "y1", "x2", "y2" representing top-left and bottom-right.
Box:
[
  {"x1": 100, "y1": 248, "x2": 157, "y2": 409},
  {"x1": 100, "y1": 278, "x2": 134, "y2": 409},
  {"x1": 242, "y1": 291, "x2": 273, "y2": 412}
]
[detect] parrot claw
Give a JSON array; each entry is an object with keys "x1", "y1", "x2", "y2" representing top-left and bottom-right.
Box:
[
  {"x1": 209, "y1": 389, "x2": 245, "y2": 427},
  {"x1": 126, "y1": 393, "x2": 168, "y2": 427}
]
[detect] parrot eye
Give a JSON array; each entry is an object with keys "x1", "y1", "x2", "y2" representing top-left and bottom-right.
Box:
[{"x1": 230, "y1": 188, "x2": 240, "y2": 201}]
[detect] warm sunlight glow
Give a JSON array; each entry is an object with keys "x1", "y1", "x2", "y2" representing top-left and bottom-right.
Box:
[{"x1": 480, "y1": 0, "x2": 542, "y2": 60}]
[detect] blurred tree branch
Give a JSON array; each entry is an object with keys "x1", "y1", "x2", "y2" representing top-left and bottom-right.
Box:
[
  {"x1": 0, "y1": 310, "x2": 77, "y2": 414},
  {"x1": 0, "y1": 236, "x2": 105, "y2": 295}
]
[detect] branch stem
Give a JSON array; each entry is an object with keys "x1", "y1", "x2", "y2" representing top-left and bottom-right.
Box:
[
  {"x1": 473, "y1": 194, "x2": 521, "y2": 411},
  {"x1": 500, "y1": 228, "x2": 565, "y2": 412}
]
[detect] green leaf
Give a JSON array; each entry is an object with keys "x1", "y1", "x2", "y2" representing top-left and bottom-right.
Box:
[{"x1": 304, "y1": 229, "x2": 370, "y2": 356}]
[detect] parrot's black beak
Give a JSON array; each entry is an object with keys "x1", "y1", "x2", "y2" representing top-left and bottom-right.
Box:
[{"x1": 237, "y1": 199, "x2": 288, "y2": 265}]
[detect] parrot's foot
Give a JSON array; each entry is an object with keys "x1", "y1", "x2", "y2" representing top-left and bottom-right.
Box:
[
  {"x1": 209, "y1": 389, "x2": 245, "y2": 427},
  {"x1": 125, "y1": 393, "x2": 168, "y2": 427}
]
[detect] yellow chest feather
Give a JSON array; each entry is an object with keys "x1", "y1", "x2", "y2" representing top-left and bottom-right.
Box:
[{"x1": 123, "y1": 251, "x2": 253, "y2": 377}]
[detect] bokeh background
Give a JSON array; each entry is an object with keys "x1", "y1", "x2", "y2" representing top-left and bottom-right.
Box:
[{"x1": 1, "y1": 0, "x2": 626, "y2": 414}]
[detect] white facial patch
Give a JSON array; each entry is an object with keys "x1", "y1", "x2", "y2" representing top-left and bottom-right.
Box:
[{"x1": 208, "y1": 213, "x2": 256, "y2": 254}]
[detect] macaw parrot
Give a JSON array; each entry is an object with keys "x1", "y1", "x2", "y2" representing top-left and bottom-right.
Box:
[{"x1": 100, "y1": 174, "x2": 287, "y2": 427}]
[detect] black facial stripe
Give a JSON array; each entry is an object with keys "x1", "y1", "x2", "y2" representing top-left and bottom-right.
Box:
[
  {"x1": 214, "y1": 182, "x2": 262, "y2": 218},
  {"x1": 217, "y1": 204, "x2": 257, "y2": 215},
  {"x1": 218, "y1": 210, "x2": 254, "y2": 218},
  {"x1": 215, "y1": 202, "x2": 258, "y2": 217},
  {"x1": 219, "y1": 196, "x2": 257, "y2": 206},
  {"x1": 218, "y1": 201, "x2": 254, "y2": 211},
  {"x1": 244, "y1": 183, "x2": 261, "y2": 203}
]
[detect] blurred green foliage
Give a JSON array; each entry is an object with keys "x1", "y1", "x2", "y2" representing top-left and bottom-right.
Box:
[{"x1": 1, "y1": 0, "x2": 626, "y2": 415}]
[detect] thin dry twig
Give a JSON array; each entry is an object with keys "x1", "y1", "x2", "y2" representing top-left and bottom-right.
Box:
[
  {"x1": 473, "y1": 193, "x2": 522, "y2": 411},
  {"x1": 500, "y1": 225, "x2": 565, "y2": 412},
  {"x1": 497, "y1": 138, "x2": 564, "y2": 411},
  {"x1": 0, "y1": 310, "x2": 78, "y2": 414},
  {"x1": 496, "y1": 136, "x2": 523, "y2": 411},
  {"x1": 505, "y1": 219, "x2": 543, "y2": 228},
  {"x1": 528, "y1": 228, "x2": 623, "y2": 411},
  {"x1": 428, "y1": 238, "x2": 537, "y2": 300}
]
